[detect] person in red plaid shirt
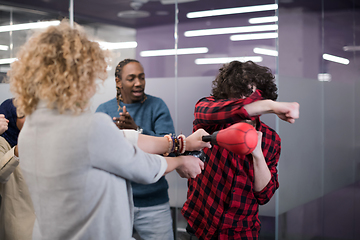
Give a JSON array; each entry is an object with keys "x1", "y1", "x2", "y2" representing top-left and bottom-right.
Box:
[{"x1": 181, "y1": 61, "x2": 299, "y2": 240}]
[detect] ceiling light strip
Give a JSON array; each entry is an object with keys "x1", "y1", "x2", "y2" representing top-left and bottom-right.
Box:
[
  {"x1": 0, "y1": 20, "x2": 60, "y2": 33},
  {"x1": 249, "y1": 16, "x2": 278, "y2": 24},
  {"x1": 343, "y1": 46, "x2": 360, "y2": 51},
  {"x1": 0, "y1": 45, "x2": 9, "y2": 51},
  {"x1": 230, "y1": 32, "x2": 278, "y2": 41},
  {"x1": 0, "y1": 58, "x2": 16, "y2": 65},
  {"x1": 322, "y1": 54, "x2": 349, "y2": 65},
  {"x1": 195, "y1": 56, "x2": 263, "y2": 65},
  {"x1": 318, "y1": 73, "x2": 331, "y2": 82},
  {"x1": 97, "y1": 41, "x2": 137, "y2": 50},
  {"x1": 140, "y1": 47, "x2": 208, "y2": 57},
  {"x1": 185, "y1": 24, "x2": 278, "y2": 37},
  {"x1": 187, "y1": 4, "x2": 278, "y2": 19},
  {"x1": 253, "y1": 47, "x2": 278, "y2": 56}
]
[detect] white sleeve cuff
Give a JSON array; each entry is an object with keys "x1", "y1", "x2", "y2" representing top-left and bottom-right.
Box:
[
  {"x1": 153, "y1": 155, "x2": 167, "y2": 182},
  {"x1": 122, "y1": 129, "x2": 139, "y2": 146}
]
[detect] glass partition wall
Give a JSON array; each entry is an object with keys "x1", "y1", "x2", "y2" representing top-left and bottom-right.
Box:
[
  {"x1": 277, "y1": 1, "x2": 360, "y2": 239},
  {"x1": 0, "y1": 0, "x2": 359, "y2": 239}
]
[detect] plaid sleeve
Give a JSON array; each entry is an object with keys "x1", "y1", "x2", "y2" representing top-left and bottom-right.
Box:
[
  {"x1": 193, "y1": 90, "x2": 263, "y2": 133},
  {"x1": 253, "y1": 124, "x2": 281, "y2": 205}
]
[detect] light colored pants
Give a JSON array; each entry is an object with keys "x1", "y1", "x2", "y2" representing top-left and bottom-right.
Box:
[{"x1": 133, "y1": 202, "x2": 174, "y2": 240}]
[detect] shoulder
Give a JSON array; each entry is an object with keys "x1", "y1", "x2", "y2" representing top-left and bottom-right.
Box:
[
  {"x1": 198, "y1": 96, "x2": 214, "y2": 102},
  {"x1": 145, "y1": 94, "x2": 165, "y2": 103},
  {"x1": 144, "y1": 94, "x2": 168, "y2": 109},
  {"x1": 96, "y1": 98, "x2": 117, "y2": 112},
  {"x1": 88, "y1": 112, "x2": 119, "y2": 141},
  {"x1": 92, "y1": 112, "x2": 114, "y2": 125}
]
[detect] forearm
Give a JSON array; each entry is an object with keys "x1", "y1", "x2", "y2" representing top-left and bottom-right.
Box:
[
  {"x1": 243, "y1": 99, "x2": 274, "y2": 117},
  {"x1": 165, "y1": 155, "x2": 204, "y2": 178},
  {"x1": 137, "y1": 134, "x2": 169, "y2": 154},
  {"x1": 137, "y1": 133, "x2": 206, "y2": 178},
  {"x1": 252, "y1": 153, "x2": 272, "y2": 192},
  {"x1": 138, "y1": 129, "x2": 211, "y2": 155},
  {"x1": 164, "y1": 156, "x2": 182, "y2": 175},
  {"x1": 194, "y1": 94, "x2": 262, "y2": 127},
  {"x1": 244, "y1": 100, "x2": 300, "y2": 123}
]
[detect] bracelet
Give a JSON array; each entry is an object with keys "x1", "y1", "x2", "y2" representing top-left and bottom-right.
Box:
[
  {"x1": 174, "y1": 136, "x2": 180, "y2": 154},
  {"x1": 171, "y1": 135, "x2": 176, "y2": 153},
  {"x1": 177, "y1": 134, "x2": 186, "y2": 154},
  {"x1": 163, "y1": 133, "x2": 187, "y2": 156},
  {"x1": 163, "y1": 134, "x2": 172, "y2": 156}
]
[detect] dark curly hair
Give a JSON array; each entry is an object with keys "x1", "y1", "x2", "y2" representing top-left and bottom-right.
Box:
[{"x1": 211, "y1": 61, "x2": 278, "y2": 100}]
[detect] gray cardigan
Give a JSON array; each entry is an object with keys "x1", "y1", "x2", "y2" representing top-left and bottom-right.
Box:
[{"x1": 18, "y1": 102, "x2": 166, "y2": 240}]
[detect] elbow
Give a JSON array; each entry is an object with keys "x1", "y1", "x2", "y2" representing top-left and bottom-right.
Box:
[{"x1": 257, "y1": 197, "x2": 271, "y2": 205}]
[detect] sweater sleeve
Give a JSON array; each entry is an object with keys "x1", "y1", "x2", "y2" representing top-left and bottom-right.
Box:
[
  {"x1": 0, "y1": 139, "x2": 19, "y2": 183},
  {"x1": 88, "y1": 113, "x2": 167, "y2": 184},
  {"x1": 95, "y1": 102, "x2": 108, "y2": 114}
]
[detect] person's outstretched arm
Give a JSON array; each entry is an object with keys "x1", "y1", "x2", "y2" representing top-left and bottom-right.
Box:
[
  {"x1": 244, "y1": 100, "x2": 299, "y2": 123},
  {"x1": 137, "y1": 128, "x2": 211, "y2": 154},
  {"x1": 163, "y1": 155, "x2": 204, "y2": 178},
  {"x1": 137, "y1": 129, "x2": 211, "y2": 178},
  {"x1": 122, "y1": 128, "x2": 211, "y2": 179}
]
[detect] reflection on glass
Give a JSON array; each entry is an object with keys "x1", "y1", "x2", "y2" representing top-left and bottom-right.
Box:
[
  {"x1": 186, "y1": 3, "x2": 278, "y2": 18},
  {"x1": 0, "y1": 20, "x2": 60, "y2": 32}
]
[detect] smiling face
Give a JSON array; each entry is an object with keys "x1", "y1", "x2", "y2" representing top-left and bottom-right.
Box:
[{"x1": 116, "y1": 61, "x2": 145, "y2": 104}]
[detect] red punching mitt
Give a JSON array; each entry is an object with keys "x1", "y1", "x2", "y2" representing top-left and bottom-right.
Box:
[{"x1": 202, "y1": 122, "x2": 258, "y2": 155}]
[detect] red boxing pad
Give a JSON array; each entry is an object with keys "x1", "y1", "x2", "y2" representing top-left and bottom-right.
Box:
[{"x1": 207, "y1": 122, "x2": 258, "y2": 155}]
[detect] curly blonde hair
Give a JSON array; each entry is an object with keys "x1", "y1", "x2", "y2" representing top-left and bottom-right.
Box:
[{"x1": 9, "y1": 20, "x2": 108, "y2": 116}]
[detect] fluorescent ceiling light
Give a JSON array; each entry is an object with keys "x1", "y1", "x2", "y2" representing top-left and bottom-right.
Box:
[
  {"x1": 322, "y1": 53, "x2": 349, "y2": 65},
  {"x1": 187, "y1": 4, "x2": 278, "y2": 18},
  {"x1": 253, "y1": 47, "x2": 278, "y2": 56},
  {"x1": 318, "y1": 73, "x2": 331, "y2": 82},
  {"x1": 0, "y1": 58, "x2": 16, "y2": 65},
  {"x1": 97, "y1": 41, "x2": 137, "y2": 50},
  {"x1": 195, "y1": 56, "x2": 263, "y2": 65},
  {"x1": 249, "y1": 16, "x2": 278, "y2": 24},
  {"x1": 185, "y1": 24, "x2": 278, "y2": 37},
  {"x1": 140, "y1": 47, "x2": 208, "y2": 57},
  {"x1": 0, "y1": 45, "x2": 9, "y2": 51},
  {"x1": 231, "y1": 32, "x2": 278, "y2": 41},
  {"x1": 161, "y1": 0, "x2": 199, "y2": 4},
  {"x1": 0, "y1": 20, "x2": 60, "y2": 33},
  {"x1": 343, "y1": 46, "x2": 360, "y2": 51}
]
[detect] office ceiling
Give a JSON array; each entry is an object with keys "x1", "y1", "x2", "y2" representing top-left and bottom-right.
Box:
[{"x1": 0, "y1": 0, "x2": 358, "y2": 29}]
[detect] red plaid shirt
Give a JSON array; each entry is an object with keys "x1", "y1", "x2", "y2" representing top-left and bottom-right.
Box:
[{"x1": 181, "y1": 90, "x2": 281, "y2": 240}]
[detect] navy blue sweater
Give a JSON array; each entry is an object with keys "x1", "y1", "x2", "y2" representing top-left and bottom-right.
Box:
[{"x1": 96, "y1": 94, "x2": 175, "y2": 207}]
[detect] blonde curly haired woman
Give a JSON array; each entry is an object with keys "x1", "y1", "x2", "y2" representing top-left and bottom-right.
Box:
[{"x1": 9, "y1": 20, "x2": 210, "y2": 240}]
